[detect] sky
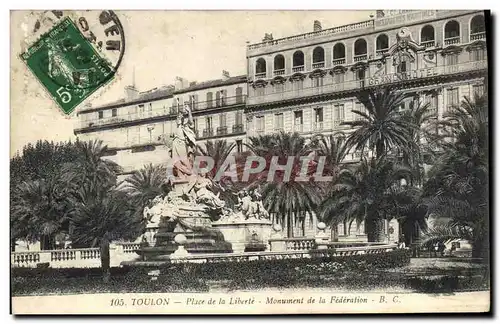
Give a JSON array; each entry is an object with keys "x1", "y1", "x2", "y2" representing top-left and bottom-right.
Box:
[{"x1": 10, "y1": 10, "x2": 374, "y2": 156}]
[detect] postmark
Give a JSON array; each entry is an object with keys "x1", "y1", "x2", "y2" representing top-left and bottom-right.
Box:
[{"x1": 19, "y1": 11, "x2": 125, "y2": 115}]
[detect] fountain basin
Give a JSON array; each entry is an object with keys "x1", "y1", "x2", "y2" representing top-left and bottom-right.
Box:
[{"x1": 212, "y1": 218, "x2": 273, "y2": 253}]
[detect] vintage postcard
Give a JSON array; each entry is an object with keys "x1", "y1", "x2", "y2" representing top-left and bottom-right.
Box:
[{"x1": 10, "y1": 9, "x2": 491, "y2": 315}]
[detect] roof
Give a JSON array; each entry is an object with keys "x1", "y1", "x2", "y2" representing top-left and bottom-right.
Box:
[
  {"x1": 78, "y1": 86, "x2": 175, "y2": 114},
  {"x1": 174, "y1": 75, "x2": 247, "y2": 94}
]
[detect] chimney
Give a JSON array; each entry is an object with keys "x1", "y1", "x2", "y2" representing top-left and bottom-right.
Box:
[
  {"x1": 174, "y1": 76, "x2": 189, "y2": 91},
  {"x1": 313, "y1": 20, "x2": 322, "y2": 32},
  {"x1": 124, "y1": 85, "x2": 139, "y2": 101},
  {"x1": 262, "y1": 33, "x2": 273, "y2": 42},
  {"x1": 222, "y1": 70, "x2": 230, "y2": 80}
]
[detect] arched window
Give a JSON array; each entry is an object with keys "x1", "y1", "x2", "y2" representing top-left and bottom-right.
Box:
[
  {"x1": 255, "y1": 58, "x2": 267, "y2": 78},
  {"x1": 274, "y1": 54, "x2": 285, "y2": 75},
  {"x1": 376, "y1": 34, "x2": 389, "y2": 55},
  {"x1": 292, "y1": 51, "x2": 305, "y2": 72},
  {"x1": 312, "y1": 47, "x2": 325, "y2": 68},
  {"x1": 470, "y1": 15, "x2": 486, "y2": 40},
  {"x1": 421, "y1": 25, "x2": 435, "y2": 47},
  {"x1": 333, "y1": 43, "x2": 345, "y2": 65},
  {"x1": 444, "y1": 20, "x2": 461, "y2": 45},
  {"x1": 354, "y1": 39, "x2": 367, "y2": 61}
]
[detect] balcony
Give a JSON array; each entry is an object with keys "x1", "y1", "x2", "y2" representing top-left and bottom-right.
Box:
[
  {"x1": 421, "y1": 40, "x2": 435, "y2": 48},
  {"x1": 255, "y1": 72, "x2": 267, "y2": 79},
  {"x1": 292, "y1": 65, "x2": 305, "y2": 73},
  {"x1": 376, "y1": 48, "x2": 388, "y2": 56},
  {"x1": 232, "y1": 124, "x2": 244, "y2": 134},
  {"x1": 354, "y1": 54, "x2": 367, "y2": 62},
  {"x1": 312, "y1": 122, "x2": 324, "y2": 131},
  {"x1": 312, "y1": 61, "x2": 325, "y2": 69},
  {"x1": 202, "y1": 128, "x2": 214, "y2": 138},
  {"x1": 216, "y1": 126, "x2": 228, "y2": 136},
  {"x1": 332, "y1": 58, "x2": 346, "y2": 66},
  {"x1": 247, "y1": 60, "x2": 487, "y2": 107},
  {"x1": 470, "y1": 32, "x2": 486, "y2": 41},
  {"x1": 444, "y1": 36, "x2": 460, "y2": 45},
  {"x1": 274, "y1": 69, "x2": 285, "y2": 76}
]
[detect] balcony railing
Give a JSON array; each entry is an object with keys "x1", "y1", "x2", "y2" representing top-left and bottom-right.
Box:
[
  {"x1": 292, "y1": 65, "x2": 305, "y2": 73},
  {"x1": 312, "y1": 61, "x2": 325, "y2": 69},
  {"x1": 273, "y1": 69, "x2": 285, "y2": 76},
  {"x1": 216, "y1": 126, "x2": 228, "y2": 136},
  {"x1": 293, "y1": 124, "x2": 303, "y2": 132},
  {"x1": 76, "y1": 95, "x2": 247, "y2": 130},
  {"x1": 470, "y1": 32, "x2": 486, "y2": 41},
  {"x1": 421, "y1": 40, "x2": 435, "y2": 48},
  {"x1": 202, "y1": 128, "x2": 214, "y2": 138},
  {"x1": 332, "y1": 58, "x2": 346, "y2": 65},
  {"x1": 354, "y1": 54, "x2": 367, "y2": 62},
  {"x1": 232, "y1": 124, "x2": 244, "y2": 133},
  {"x1": 248, "y1": 60, "x2": 487, "y2": 107},
  {"x1": 376, "y1": 48, "x2": 388, "y2": 56},
  {"x1": 444, "y1": 36, "x2": 460, "y2": 45},
  {"x1": 312, "y1": 122, "x2": 324, "y2": 131},
  {"x1": 247, "y1": 20, "x2": 374, "y2": 51},
  {"x1": 255, "y1": 72, "x2": 267, "y2": 79}
]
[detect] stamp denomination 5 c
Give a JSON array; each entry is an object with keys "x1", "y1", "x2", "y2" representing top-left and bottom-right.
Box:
[{"x1": 20, "y1": 17, "x2": 115, "y2": 115}]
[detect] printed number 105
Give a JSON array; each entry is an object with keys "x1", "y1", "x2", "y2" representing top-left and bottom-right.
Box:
[{"x1": 110, "y1": 298, "x2": 125, "y2": 306}]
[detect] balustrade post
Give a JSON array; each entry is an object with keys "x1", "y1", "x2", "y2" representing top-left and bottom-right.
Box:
[{"x1": 109, "y1": 243, "x2": 121, "y2": 267}]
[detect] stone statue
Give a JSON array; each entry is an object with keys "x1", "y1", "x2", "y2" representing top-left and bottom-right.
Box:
[{"x1": 169, "y1": 102, "x2": 197, "y2": 180}]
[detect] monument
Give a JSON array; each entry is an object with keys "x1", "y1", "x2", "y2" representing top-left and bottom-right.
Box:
[{"x1": 136, "y1": 102, "x2": 272, "y2": 261}]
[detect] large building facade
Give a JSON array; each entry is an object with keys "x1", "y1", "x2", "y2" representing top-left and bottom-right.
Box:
[{"x1": 74, "y1": 10, "x2": 488, "y2": 240}]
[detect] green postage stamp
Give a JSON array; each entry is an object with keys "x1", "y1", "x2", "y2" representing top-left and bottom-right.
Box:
[{"x1": 20, "y1": 17, "x2": 115, "y2": 115}]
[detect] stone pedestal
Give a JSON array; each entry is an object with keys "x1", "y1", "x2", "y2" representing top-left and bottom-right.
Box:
[{"x1": 212, "y1": 218, "x2": 273, "y2": 253}]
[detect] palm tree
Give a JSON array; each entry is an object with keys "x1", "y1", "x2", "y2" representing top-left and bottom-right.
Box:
[
  {"x1": 121, "y1": 163, "x2": 167, "y2": 212},
  {"x1": 246, "y1": 132, "x2": 320, "y2": 237},
  {"x1": 343, "y1": 87, "x2": 415, "y2": 160},
  {"x1": 421, "y1": 93, "x2": 488, "y2": 260},
  {"x1": 68, "y1": 182, "x2": 143, "y2": 281},
  {"x1": 318, "y1": 157, "x2": 413, "y2": 242},
  {"x1": 10, "y1": 176, "x2": 70, "y2": 250}
]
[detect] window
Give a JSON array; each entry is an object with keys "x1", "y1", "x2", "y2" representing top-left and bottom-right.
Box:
[
  {"x1": 235, "y1": 87, "x2": 243, "y2": 103},
  {"x1": 274, "y1": 54, "x2": 285, "y2": 72},
  {"x1": 313, "y1": 76, "x2": 324, "y2": 87},
  {"x1": 376, "y1": 34, "x2": 389, "y2": 53},
  {"x1": 312, "y1": 47, "x2": 325, "y2": 67},
  {"x1": 354, "y1": 39, "x2": 367, "y2": 56},
  {"x1": 219, "y1": 113, "x2": 226, "y2": 127},
  {"x1": 420, "y1": 25, "x2": 435, "y2": 45},
  {"x1": 189, "y1": 95, "x2": 197, "y2": 110},
  {"x1": 354, "y1": 102, "x2": 365, "y2": 121},
  {"x1": 274, "y1": 113, "x2": 284, "y2": 131},
  {"x1": 256, "y1": 116, "x2": 265, "y2": 132},
  {"x1": 314, "y1": 107, "x2": 323, "y2": 130},
  {"x1": 236, "y1": 140, "x2": 243, "y2": 153},
  {"x1": 334, "y1": 104, "x2": 345, "y2": 124},
  {"x1": 447, "y1": 88, "x2": 459, "y2": 111},
  {"x1": 333, "y1": 43, "x2": 346, "y2": 64},
  {"x1": 334, "y1": 73, "x2": 344, "y2": 84},
  {"x1": 138, "y1": 104, "x2": 145, "y2": 113},
  {"x1": 425, "y1": 92, "x2": 438, "y2": 116},
  {"x1": 220, "y1": 90, "x2": 226, "y2": 106},
  {"x1": 206, "y1": 116, "x2": 213, "y2": 130},
  {"x1": 397, "y1": 61, "x2": 407, "y2": 73},
  {"x1": 207, "y1": 92, "x2": 213, "y2": 108},
  {"x1": 470, "y1": 47, "x2": 486, "y2": 61},
  {"x1": 294, "y1": 111, "x2": 303, "y2": 125},
  {"x1": 216, "y1": 91, "x2": 221, "y2": 107},
  {"x1": 470, "y1": 15, "x2": 486, "y2": 36},
  {"x1": 148, "y1": 103, "x2": 153, "y2": 116},
  {"x1": 111, "y1": 108, "x2": 117, "y2": 117},
  {"x1": 235, "y1": 111, "x2": 243, "y2": 126},
  {"x1": 445, "y1": 53, "x2": 459, "y2": 66},
  {"x1": 355, "y1": 69, "x2": 366, "y2": 80},
  {"x1": 292, "y1": 51, "x2": 305, "y2": 68},
  {"x1": 444, "y1": 20, "x2": 460, "y2": 42},
  {"x1": 292, "y1": 79, "x2": 304, "y2": 91},
  {"x1": 473, "y1": 84, "x2": 484, "y2": 98},
  {"x1": 98, "y1": 111, "x2": 103, "y2": 119},
  {"x1": 255, "y1": 58, "x2": 267, "y2": 76}
]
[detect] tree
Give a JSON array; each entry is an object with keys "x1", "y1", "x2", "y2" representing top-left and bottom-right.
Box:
[
  {"x1": 343, "y1": 87, "x2": 414, "y2": 159},
  {"x1": 246, "y1": 132, "x2": 320, "y2": 237},
  {"x1": 10, "y1": 176, "x2": 70, "y2": 250},
  {"x1": 121, "y1": 163, "x2": 167, "y2": 213},
  {"x1": 318, "y1": 157, "x2": 413, "y2": 242},
  {"x1": 68, "y1": 182, "x2": 143, "y2": 281},
  {"x1": 421, "y1": 93, "x2": 488, "y2": 260}
]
